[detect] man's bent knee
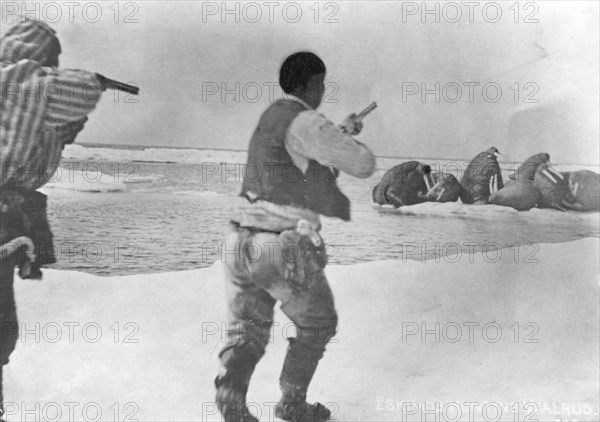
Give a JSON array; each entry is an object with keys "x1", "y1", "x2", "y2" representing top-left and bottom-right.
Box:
[
  {"x1": 295, "y1": 313, "x2": 338, "y2": 348},
  {"x1": 220, "y1": 319, "x2": 274, "y2": 363}
]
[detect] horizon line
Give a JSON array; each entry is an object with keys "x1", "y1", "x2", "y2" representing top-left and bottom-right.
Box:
[
  {"x1": 78, "y1": 141, "x2": 482, "y2": 163},
  {"x1": 78, "y1": 142, "x2": 599, "y2": 167}
]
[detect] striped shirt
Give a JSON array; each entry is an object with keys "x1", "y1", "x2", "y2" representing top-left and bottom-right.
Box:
[
  {"x1": 234, "y1": 96, "x2": 376, "y2": 231},
  {"x1": 1, "y1": 16, "x2": 103, "y2": 190}
]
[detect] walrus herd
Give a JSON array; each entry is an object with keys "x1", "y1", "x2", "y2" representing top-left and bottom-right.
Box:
[{"x1": 373, "y1": 148, "x2": 600, "y2": 212}]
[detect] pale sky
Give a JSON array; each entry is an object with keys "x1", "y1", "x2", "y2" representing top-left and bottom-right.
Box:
[{"x1": 18, "y1": 1, "x2": 599, "y2": 164}]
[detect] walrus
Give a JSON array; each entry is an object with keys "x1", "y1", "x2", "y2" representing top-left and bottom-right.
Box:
[
  {"x1": 372, "y1": 161, "x2": 434, "y2": 208},
  {"x1": 489, "y1": 152, "x2": 554, "y2": 211},
  {"x1": 508, "y1": 152, "x2": 551, "y2": 182},
  {"x1": 489, "y1": 182, "x2": 541, "y2": 211},
  {"x1": 565, "y1": 170, "x2": 600, "y2": 211},
  {"x1": 426, "y1": 173, "x2": 467, "y2": 203},
  {"x1": 460, "y1": 147, "x2": 503, "y2": 204},
  {"x1": 532, "y1": 163, "x2": 574, "y2": 211}
]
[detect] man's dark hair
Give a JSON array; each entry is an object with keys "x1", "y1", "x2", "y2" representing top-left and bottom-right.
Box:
[{"x1": 279, "y1": 52, "x2": 326, "y2": 94}]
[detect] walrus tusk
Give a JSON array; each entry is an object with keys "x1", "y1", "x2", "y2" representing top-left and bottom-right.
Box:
[
  {"x1": 427, "y1": 182, "x2": 441, "y2": 196},
  {"x1": 573, "y1": 182, "x2": 580, "y2": 197},
  {"x1": 436, "y1": 188, "x2": 446, "y2": 201},
  {"x1": 547, "y1": 166, "x2": 564, "y2": 180},
  {"x1": 489, "y1": 174, "x2": 497, "y2": 193},
  {"x1": 546, "y1": 162, "x2": 564, "y2": 179},
  {"x1": 0, "y1": 236, "x2": 35, "y2": 262},
  {"x1": 424, "y1": 175, "x2": 431, "y2": 192},
  {"x1": 542, "y1": 169, "x2": 558, "y2": 184}
]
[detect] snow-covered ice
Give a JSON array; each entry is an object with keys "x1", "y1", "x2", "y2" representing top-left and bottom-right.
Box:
[{"x1": 3, "y1": 239, "x2": 598, "y2": 421}]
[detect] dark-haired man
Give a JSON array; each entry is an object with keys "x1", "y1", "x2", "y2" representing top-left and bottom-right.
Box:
[{"x1": 214, "y1": 52, "x2": 375, "y2": 422}]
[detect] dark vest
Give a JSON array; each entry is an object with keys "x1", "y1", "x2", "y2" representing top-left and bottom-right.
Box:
[{"x1": 240, "y1": 99, "x2": 350, "y2": 221}]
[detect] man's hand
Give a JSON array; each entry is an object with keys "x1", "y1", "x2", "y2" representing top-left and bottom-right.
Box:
[
  {"x1": 95, "y1": 73, "x2": 110, "y2": 91},
  {"x1": 0, "y1": 236, "x2": 35, "y2": 262},
  {"x1": 339, "y1": 113, "x2": 363, "y2": 136},
  {"x1": 55, "y1": 116, "x2": 88, "y2": 148}
]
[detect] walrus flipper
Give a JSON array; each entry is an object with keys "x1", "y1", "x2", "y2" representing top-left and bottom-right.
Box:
[
  {"x1": 372, "y1": 183, "x2": 384, "y2": 205},
  {"x1": 385, "y1": 186, "x2": 404, "y2": 208}
]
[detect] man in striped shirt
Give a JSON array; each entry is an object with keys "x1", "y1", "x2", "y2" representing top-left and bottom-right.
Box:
[
  {"x1": 1, "y1": 15, "x2": 104, "y2": 190},
  {"x1": 215, "y1": 52, "x2": 376, "y2": 422},
  {"x1": 0, "y1": 16, "x2": 107, "y2": 416}
]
